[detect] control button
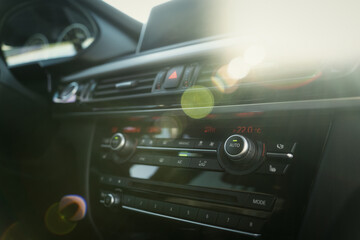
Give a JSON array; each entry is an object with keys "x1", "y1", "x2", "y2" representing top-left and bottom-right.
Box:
[
  {"x1": 139, "y1": 138, "x2": 147, "y2": 146},
  {"x1": 131, "y1": 155, "x2": 154, "y2": 165},
  {"x1": 156, "y1": 139, "x2": 175, "y2": 147},
  {"x1": 134, "y1": 198, "x2": 148, "y2": 210},
  {"x1": 224, "y1": 135, "x2": 248, "y2": 157},
  {"x1": 105, "y1": 176, "x2": 115, "y2": 185},
  {"x1": 189, "y1": 158, "x2": 222, "y2": 171},
  {"x1": 237, "y1": 217, "x2": 266, "y2": 233},
  {"x1": 267, "y1": 142, "x2": 295, "y2": 153},
  {"x1": 110, "y1": 133, "x2": 126, "y2": 150},
  {"x1": 114, "y1": 177, "x2": 127, "y2": 187},
  {"x1": 163, "y1": 66, "x2": 184, "y2": 89},
  {"x1": 216, "y1": 213, "x2": 240, "y2": 228},
  {"x1": 148, "y1": 200, "x2": 163, "y2": 213},
  {"x1": 195, "y1": 140, "x2": 218, "y2": 149},
  {"x1": 99, "y1": 176, "x2": 106, "y2": 183},
  {"x1": 168, "y1": 157, "x2": 190, "y2": 168},
  {"x1": 179, "y1": 206, "x2": 198, "y2": 221},
  {"x1": 181, "y1": 65, "x2": 195, "y2": 88},
  {"x1": 123, "y1": 195, "x2": 136, "y2": 207},
  {"x1": 153, "y1": 70, "x2": 167, "y2": 91},
  {"x1": 197, "y1": 210, "x2": 218, "y2": 224},
  {"x1": 163, "y1": 203, "x2": 180, "y2": 216},
  {"x1": 138, "y1": 138, "x2": 155, "y2": 146},
  {"x1": 100, "y1": 152, "x2": 109, "y2": 160},
  {"x1": 244, "y1": 194, "x2": 275, "y2": 211},
  {"x1": 257, "y1": 162, "x2": 289, "y2": 175},
  {"x1": 174, "y1": 139, "x2": 195, "y2": 148},
  {"x1": 153, "y1": 156, "x2": 172, "y2": 166}
]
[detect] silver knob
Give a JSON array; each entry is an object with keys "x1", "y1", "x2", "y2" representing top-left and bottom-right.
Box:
[
  {"x1": 223, "y1": 134, "x2": 256, "y2": 162},
  {"x1": 103, "y1": 194, "x2": 115, "y2": 207},
  {"x1": 109, "y1": 133, "x2": 126, "y2": 151}
]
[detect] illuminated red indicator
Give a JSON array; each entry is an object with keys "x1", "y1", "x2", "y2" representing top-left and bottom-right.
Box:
[
  {"x1": 204, "y1": 126, "x2": 216, "y2": 133},
  {"x1": 147, "y1": 126, "x2": 161, "y2": 134},
  {"x1": 111, "y1": 127, "x2": 118, "y2": 133},
  {"x1": 168, "y1": 71, "x2": 178, "y2": 79},
  {"x1": 205, "y1": 114, "x2": 217, "y2": 119},
  {"x1": 232, "y1": 126, "x2": 262, "y2": 134},
  {"x1": 235, "y1": 112, "x2": 262, "y2": 118},
  {"x1": 123, "y1": 127, "x2": 141, "y2": 133}
]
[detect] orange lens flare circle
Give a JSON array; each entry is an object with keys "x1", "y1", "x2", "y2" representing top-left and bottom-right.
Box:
[{"x1": 59, "y1": 195, "x2": 87, "y2": 221}]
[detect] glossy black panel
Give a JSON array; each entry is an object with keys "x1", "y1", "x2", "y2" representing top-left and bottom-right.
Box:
[{"x1": 89, "y1": 112, "x2": 330, "y2": 239}]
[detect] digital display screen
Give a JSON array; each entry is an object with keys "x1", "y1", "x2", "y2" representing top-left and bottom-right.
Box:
[{"x1": 139, "y1": 0, "x2": 230, "y2": 52}]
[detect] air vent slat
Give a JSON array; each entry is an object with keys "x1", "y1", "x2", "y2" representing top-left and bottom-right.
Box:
[
  {"x1": 93, "y1": 85, "x2": 153, "y2": 98},
  {"x1": 99, "y1": 72, "x2": 158, "y2": 84},
  {"x1": 91, "y1": 71, "x2": 157, "y2": 100}
]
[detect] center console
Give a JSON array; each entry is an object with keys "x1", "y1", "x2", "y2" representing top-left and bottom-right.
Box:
[{"x1": 89, "y1": 112, "x2": 330, "y2": 239}]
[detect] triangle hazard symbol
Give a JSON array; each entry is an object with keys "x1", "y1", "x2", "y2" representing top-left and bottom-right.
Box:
[{"x1": 168, "y1": 71, "x2": 177, "y2": 79}]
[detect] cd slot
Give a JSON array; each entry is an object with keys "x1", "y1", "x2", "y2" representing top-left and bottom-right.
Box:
[{"x1": 129, "y1": 181, "x2": 241, "y2": 206}]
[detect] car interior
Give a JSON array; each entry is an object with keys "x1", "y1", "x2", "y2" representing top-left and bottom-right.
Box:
[{"x1": 1, "y1": 0, "x2": 360, "y2": 239}]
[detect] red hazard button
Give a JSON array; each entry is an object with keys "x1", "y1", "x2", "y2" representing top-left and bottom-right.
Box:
[{"x1": 163, "y1": 66, "x2": 184, "y2": 89}]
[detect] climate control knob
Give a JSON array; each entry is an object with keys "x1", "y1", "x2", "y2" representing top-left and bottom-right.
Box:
[
  {"x1": 110, "y1": 133, "x2": 126, "y2": 151},
  {"x1": 218, "y1": 134, "x2": 265, "y2": 175},
  {"x1": 108, "y1": 133, "x2": 136, "y2": 164},
  {"x1": 224, "y1": 134, "x2": 256, "y2": 163}
]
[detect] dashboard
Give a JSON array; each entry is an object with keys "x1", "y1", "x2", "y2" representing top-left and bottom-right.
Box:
[{"x1": 1, "y1": 1, "x2": 360, "y2": 240}]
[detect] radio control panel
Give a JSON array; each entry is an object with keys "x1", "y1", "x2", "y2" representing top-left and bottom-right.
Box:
[{"x1": 90, "y1": 114, "x2": 330, "y2": 238}]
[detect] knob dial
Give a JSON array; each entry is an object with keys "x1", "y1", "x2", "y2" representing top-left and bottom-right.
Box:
[
  {"x1": 103, "y1": 193, "x2": 119, "y2": 207},
  {"x1": 108, "y1": 133, "x2": 136, "y2": 164},
  {"x1": 218, "y1": 134, "x2": 265, "y2": 175},
  {"x1": 110, "y1": 133, "x2": 126, "y2": 150},
  {"x1": 224, "y1": 134, "x2": 256, "y2": 162}
]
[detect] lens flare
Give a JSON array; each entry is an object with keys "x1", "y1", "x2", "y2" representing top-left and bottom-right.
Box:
[
  {"x1": 244, "y1": 45, "x2": 266, "y2": 66},
  {"x1": 261, "y1": 71, "x2": 322, "y2": 90},
  {"x1": 45, "y1": 195, "x2": 87, "y2": 235},
  {"x1": 227, "y1": 56, "x2": 251, "y2": 80},
  {"x1": 45, "y1": 203, "x2": 77, "y2": 235},
  {"x1": 181, "y1": 86, "x2": 214, "y2": 119},
  {"x1": 212, "y1": 65, "x2": 243, "y2": 93},
  {"x1": 59, "y1": 195, "x2": 87, "y2": 221},
  {"x1": 0, "y1": 222, "x2": 30, "y2": 240}
]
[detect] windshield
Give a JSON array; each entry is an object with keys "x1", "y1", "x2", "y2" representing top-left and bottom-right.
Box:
[{"x1": 103, "y1": 0, "x2": 170, "y2": 23}]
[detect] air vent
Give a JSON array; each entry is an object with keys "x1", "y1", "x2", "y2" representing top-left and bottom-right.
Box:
[
  {"x1": 91, "y1": 71, "x2": 158, "y2": 100},
  {"x1": 196, "y1": 61, "x2": 322, "y2": 89},
  {"x1": 196, "y1": 63, "x2": 219, "y2": 88}
]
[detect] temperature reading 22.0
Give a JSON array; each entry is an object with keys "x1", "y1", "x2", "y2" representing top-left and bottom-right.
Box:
[{"x1": 232, "y1": 126, "x2": 262, "y2": 134}]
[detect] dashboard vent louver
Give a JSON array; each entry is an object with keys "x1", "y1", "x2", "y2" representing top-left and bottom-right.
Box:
[
  {"x1": 196, "y1": 63, "x2": 219, "y2": 87},
  {"x1": 92, "y1": 71, "x2": 157, "y2": 100}
]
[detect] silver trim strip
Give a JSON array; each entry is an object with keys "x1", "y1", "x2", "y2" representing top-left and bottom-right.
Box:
[
  {"x1": 122, "y1": 206, "x2": 261, "y2": 237},
  {"x1": 115, "y1": 81, "x2": 135, "y2": 89},
  {"x1": 53, "y1": 96, "x2": 360, "y2": 118},
  {"x1": 136, "y1": 146, "x2": 217, "y2": 153},
  {"x1": 266, "y1": 152, "x2": 294, "y2": 159}
]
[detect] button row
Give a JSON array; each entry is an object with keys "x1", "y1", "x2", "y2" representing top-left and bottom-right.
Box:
[
  {"x1": 99, "y1": 175, "x2": 276, "y2": 211},
  {"x1": 123, "y1": 195, "x2": 266, "y2": 233},
  {"x1": 267, "y1": 142, "x2": 296, "y2": 154},
  {"x1": 99, "y1": 175, "x2": 128, "y2": 187},
  {"x1": 139, "y1": 138, "x2": 218, "y2": 150},
  {"x1": 153, "y1": 64, "x2": 198, "y2": 91},
  {"x1": 131, "y1": 155, "x2": 223, "y2": 171},
  {"x1": 256, "y1": 162, "x2": 289, "y2": 175}
]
